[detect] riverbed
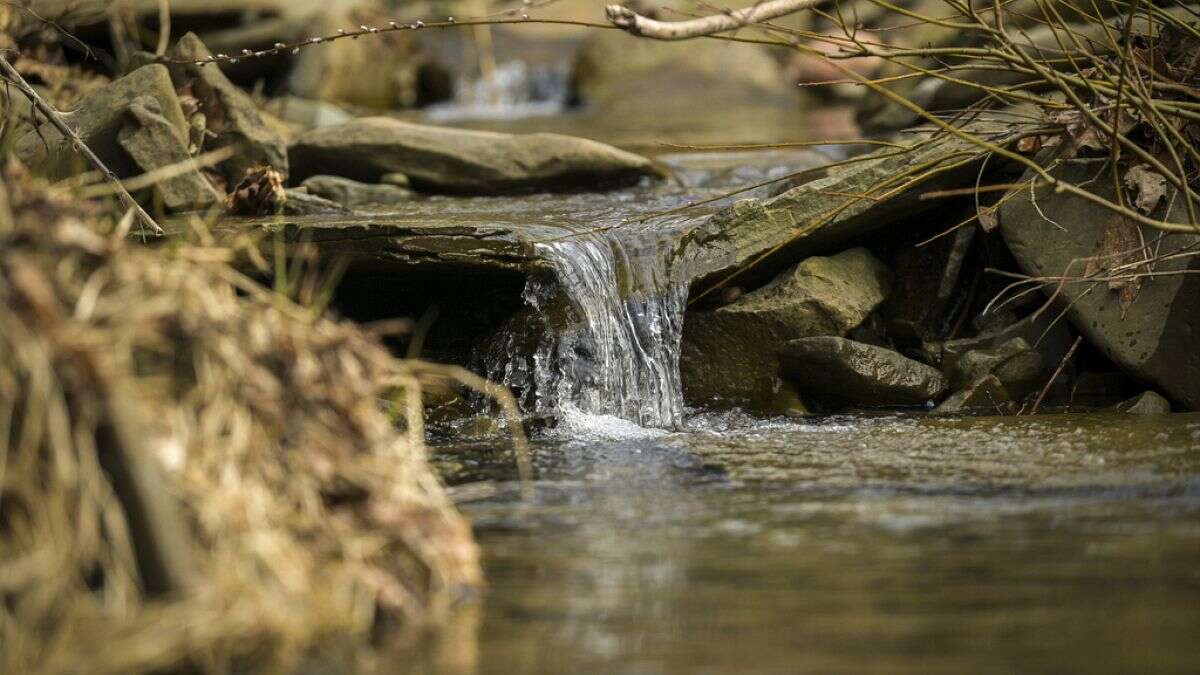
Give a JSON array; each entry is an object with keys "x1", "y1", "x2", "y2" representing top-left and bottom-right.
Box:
[{"x1": 431, "y1": 411, "x2": 1200, "y2": 674}]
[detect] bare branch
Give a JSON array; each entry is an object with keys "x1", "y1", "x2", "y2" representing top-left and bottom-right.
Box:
[
  {"x1": 605, "y1": 0, "x2": 825, "y2": 40},
  {"x1": 0, "y1": 54, "x2": 163, "y2": 235}
]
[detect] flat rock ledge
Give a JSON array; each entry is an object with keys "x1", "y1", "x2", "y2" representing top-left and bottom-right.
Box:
[{"x1": 288, "y1": 117, "x2": 665, "y2": 193}]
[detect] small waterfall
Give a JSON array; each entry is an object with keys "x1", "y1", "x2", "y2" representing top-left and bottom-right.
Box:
[
  {"x1": 425, "y1": 60, "x2": 569, "y2": 122},
  {"x1": 486, "y1": 228, "x2": 689, "y2": 430}
]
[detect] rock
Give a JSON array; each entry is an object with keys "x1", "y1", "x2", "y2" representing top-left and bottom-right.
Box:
[
  {"x1": 933, "y1": 312, "x2": 1074, "y2": 380},
  {"x1": 1000, "y1": 160, "x2": 1200, "y2": 410},
  {"x1": 117, "y1": 97, "x2": 222, "y2": 212},
  {"x1": 15, "y1": 65, "x2": 187, "y2": 180},
  {"x1": 570, "y1": 30, "x2": 788, "y2": 106},
  {"x1": 946, "y1": 337, "x2": 1044, "y2": 401},
  {"x1": 288, "y1": 117, "x2": 664, "y2": 193},
  {"x1": 265, "y1": 96, "x2": 353, "y2": 131},
  {"x1": 779, "y1": 337, "x2": 948, "y2": 408},
  {"x1": 300, "y1": 175, "x2": 413, "y2": 211},
  {"x1": 168, "y1": 33, "x2": 290, "y2": 183},
  {"x1": 287, "y1": 4, "x2": 450, "y2": 109},
  {"x1": 282, "y1": 189, "x2": 353, "y2": 216},
  {"x1": 1109, "y1": 391, "x2": 1172, "y2": 415},
  {"x1": 686, "y1": 115, "x2": 1025, "y2": 294},
  {"x1": 680, "y1": 248, "x2": 891, "y2": 410},
  {"x1": 379, "y1": 173, "x2": 411, "y2": 188},
  {"x1": 933, "y1": 374, "x2": 1012, "y2": 414}
]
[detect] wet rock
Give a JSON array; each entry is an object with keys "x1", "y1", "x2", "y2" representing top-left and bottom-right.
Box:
[
  {"x1": 681, "y1": 248, "x2": 891, "y2": 410},
  {"x1": 1000, "y1": 161, "x2": 1200, "y2": 410},
  {"x1": 118, "y1": 97, "x2": 222, "y2": 212},
  {"x1": 946, "y1": 337, "x2": 1044, "y2": 401},
  {"x1": 15, "y1": 64, "x2": 187, "y2": 179},
  {"x1": 570, "y1": 30, "x2": 788, "y2": 106},
  {"x1": 282, "y1": 189, "x2": 353, "y2": 216},
  {"x1": 1109, "y1": 391, "x2": 1171, "y2": 415},
  {"x1": 168, "y1": 33, "x2": 290, "y2": 183},
  {"x1": 933, "y1": 375, "x2": 1012, "y2": 415},
  {"x1": 779, "y1": 337, "x2": 948, "y2": 408},
  {"x1": 688, "y1": 116, "x2": 1023, "y2": 293},
  {"x1": 300, "y1": 176, "x2": 413, "y2": 211},
  {"x1": 288, "y1": 117, "x2": 663, "y2": 193}
]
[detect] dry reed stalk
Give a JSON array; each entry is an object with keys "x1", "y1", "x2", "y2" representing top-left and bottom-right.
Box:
[{"x1": 0, "y1": 162, "x2": 481, "y2": 675}]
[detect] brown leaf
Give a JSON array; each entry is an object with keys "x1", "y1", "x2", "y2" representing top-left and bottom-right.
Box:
[
  {"x1": 977, "y1": 205, "x2": 999, "y2": 232},
  {"x1": 1123, "y1": 163, "x2": 1168, "y2": 215},
  {"x1": 226, "y1": 165, "x2": 285, "y2": 216},
  {"x1": 1084, "y1": 215, "x2": 1144, "y2": 312}
]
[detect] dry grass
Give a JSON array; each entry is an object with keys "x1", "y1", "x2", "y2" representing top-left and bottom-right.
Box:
[{"x1": 0, "y1": 162, "x2": 480, "y2": 675}]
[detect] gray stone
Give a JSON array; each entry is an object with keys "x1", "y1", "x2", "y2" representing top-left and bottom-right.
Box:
[
  {"x1": 288, "y1": 117, "x2": 664, "y2": 193},
  {"x1": 282, "y1": 189, "x2": 353, "y2": 216},
  {"x1": 779, "y1": 337, "x2": 948, "y2": 408},
  {"x1": 947, "y1": 337, "x2": 1044, "y2": 401},
  {"x1": 934, "y1": 312, "x2": 1074, "y2": 380},
  {"x1": 681, "y1": 248, "x2": 891, "y2": 410},
  {"x1": 118, "y1": 97, "x2": 221, "y2": 212},
  {"x1": 1000, "y1": 160, "x2": 1200, "y2": 410},
  {"x1": 1109, "y1": 391, "x2": 1172, "y2": 415},
  {"x1": 169, "y1": 33, "x2": 289, "y2": 182},
  {"x1": 686, "y1": 116, "x2": 1022, "y2": 294},
  {"x1": 300, "y1": 176, "x2": 414, "y2": 212},
  {"x1": 571, "y1": 30, "x2": 788, "y2": 106},
  {"x1": 15, "y1": 65, "x2": 187, "y2": 180},
  {"x1": 934, "y1": 374, "x2": 1012, "y2": 415}
]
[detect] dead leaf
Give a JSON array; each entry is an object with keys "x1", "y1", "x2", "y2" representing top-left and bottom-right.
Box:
[
  {"x1": 977, "y1": 205, "x2": 999, "y2": 232},
  {"x1": 1123, "y1": 164, "x2": 1168, "y2": 215},
  {"x1": 1084, "y1": 215, "x2": 1145, "y2": 312},
  {"x1": 227, "y1": 165, "x2": 285, "y2": 216},
  {"x1": 1017, "y1": 136, "x2": 1041, "y2": 154}
]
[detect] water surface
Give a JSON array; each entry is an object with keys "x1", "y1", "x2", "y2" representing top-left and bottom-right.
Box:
[{"x1": 437, "y1": 412, "x2": 1200, "y2": 674}]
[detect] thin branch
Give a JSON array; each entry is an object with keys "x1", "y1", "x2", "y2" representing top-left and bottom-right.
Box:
[
  {"x1": 605, "y1": 0, "x2": 825, "y2": 40},
  {"x1": 0, "y1": 53, "x2": 162, "y2": 235}
]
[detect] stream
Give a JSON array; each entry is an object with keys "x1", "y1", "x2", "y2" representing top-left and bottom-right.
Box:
[{"x1": 412, "y1": 70, "x2": 1200, "y2": 674}]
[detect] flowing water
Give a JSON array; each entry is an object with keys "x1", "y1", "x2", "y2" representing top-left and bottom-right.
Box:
[
  {"x1": 431, "y1": 412, "x2": 1200, "y2": 675},
  {"x1": 471, "y1": 151, "x2": 816, "y2": 429},
  {"x1": 407, "y1": 70, "x2": 1200, "y2": 673}
]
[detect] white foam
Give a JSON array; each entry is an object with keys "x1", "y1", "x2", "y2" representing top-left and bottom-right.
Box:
[{"x1": 551, "y1": 405, "x2": 671, "y2": 442}]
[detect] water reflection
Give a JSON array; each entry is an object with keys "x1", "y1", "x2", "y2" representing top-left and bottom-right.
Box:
[{"x1": 437, "y1": 413, "x2": 1200, "y2": 674}]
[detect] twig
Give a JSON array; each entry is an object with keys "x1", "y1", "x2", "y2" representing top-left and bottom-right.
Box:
[
  {"x1": 1028, "y1": 335, "x2": 1082, "y2": 415},
  {"x1": 0, "y1": 54, "x2": 162, "y2": 235},
  {"x1": 154, "y1": 0, "x2": 171, "y2": 56},
  {"x1": 605, "y1": 0, "x2": 825, "y2": 40}
]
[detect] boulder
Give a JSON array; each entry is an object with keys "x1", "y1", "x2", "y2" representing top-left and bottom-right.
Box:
[
  {"x1": 779, "y1": 336, "x2": 948, "y2": 408},
  {"x1": 945, "y1": 337, "x2": 1044, "y2": 401},
  {"x1": 686, "y1": 115, "x2": 1026, "y2": 294},
  {"x1": 1109, "y1": 391, "x2": 1172, "y2": 415},
  {"x1": 933, "y1": 374, "x2": 1012, "y2": 415},
  {"x1": 288, "y1": 117, "x2": 664, "y2": 193},
  {"x1": 680, "y1": 248, "x2": 891, "y2": 410},
  {"x1": 1000, "y1": 160, "x2": 1200, "y2": 410},
  {"x1": 287, "y1": 4, "x2": 451, "y2": 109},
  {"x1": 168, "y1": 33, "x2": 290, "y2": 183},
  {"x1": 570, "y1": 30, "x2": 787, "y2": 106},
  {"x1": 300, "y1": 175, "x2": 413, "y2": 211},
  {"x1": 14, "y1": 65, "x2": 187, "y2": 180},
  {"x1": 118, "y1": 97, "x2": 222, "y2": 212}
]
